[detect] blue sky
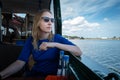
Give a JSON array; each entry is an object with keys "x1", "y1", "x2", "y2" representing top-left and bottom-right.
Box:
[{"x1": 60, "y1": 0, "x2": 120, "y2": 38}]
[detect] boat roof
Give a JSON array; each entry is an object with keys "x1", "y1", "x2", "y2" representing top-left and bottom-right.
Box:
[{"x1": 0, "y1": 0, "x2": 51, "y2": 15}]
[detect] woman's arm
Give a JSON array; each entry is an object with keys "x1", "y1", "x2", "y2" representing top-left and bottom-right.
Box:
[
  {"x1": 39, "y1": 42, "x2": 82, "y2": 56},
  {"x1": 0, "y1": 60, "x2": 25, "y2": 79},
  {"x1": 55, "y1": 43, "x2": 82, "y2": 56}
]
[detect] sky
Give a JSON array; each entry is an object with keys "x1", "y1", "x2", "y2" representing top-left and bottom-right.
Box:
[
  {"x1": 60, "y1": 0, "x2": 120, "y2": 38},
  {"x1": 14, "y1": 13, "x2": 26, "y2": 18}
]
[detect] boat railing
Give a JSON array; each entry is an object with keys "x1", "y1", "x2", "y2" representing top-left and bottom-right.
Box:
[
  {"x1": 64, "y1": 51, "x2": 103, "y2": 80},
  {"x1": 64, "y1": 51, "x2": 120, "y2": 80}
]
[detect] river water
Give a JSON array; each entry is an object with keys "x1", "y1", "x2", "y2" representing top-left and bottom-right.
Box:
[{"x1": 70, "y1": 39, "x2": 120, "y2": 73}]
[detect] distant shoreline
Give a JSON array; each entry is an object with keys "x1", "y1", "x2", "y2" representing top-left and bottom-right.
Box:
[
  {"x1": 63, "y1": 35, "x2": 120, "y2": 40},
  {"x1": 67, "y1": 38, "x2": 120, "y2": 40}
]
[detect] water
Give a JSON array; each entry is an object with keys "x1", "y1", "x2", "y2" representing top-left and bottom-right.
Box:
[{"x1": 70, "y1": 39, "x2": 120, "y2": 73}]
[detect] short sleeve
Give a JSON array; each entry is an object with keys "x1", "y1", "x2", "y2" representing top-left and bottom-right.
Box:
[
  {"x1": 17, "y1": 36, "x2": 33, "y2": 62},
  {"x1": 54, "y1": 34, "x2": 75, "y2": 46}
]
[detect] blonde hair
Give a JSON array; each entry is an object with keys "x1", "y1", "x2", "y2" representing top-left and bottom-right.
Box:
[{"x1": 32, "y1": 9, "x2": 53, "y2": 49}]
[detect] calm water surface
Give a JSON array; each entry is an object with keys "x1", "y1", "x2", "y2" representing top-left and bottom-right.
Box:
[{"x1": 70, "y1": 39, "x2": 120, "y2": 73}]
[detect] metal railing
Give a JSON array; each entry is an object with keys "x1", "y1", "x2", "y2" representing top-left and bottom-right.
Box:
[{"x1": 65, "y1": 51, "x2": 103, "y2": 80}]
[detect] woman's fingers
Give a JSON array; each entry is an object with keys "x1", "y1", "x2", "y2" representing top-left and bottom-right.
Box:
[{"x1": 39, "y1": 42, "x2": 48, "y2": 50}]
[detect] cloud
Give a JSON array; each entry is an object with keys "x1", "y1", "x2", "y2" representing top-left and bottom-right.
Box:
[
  {"x1": 62, "y1": 16, "x2": 100, "y2": 36},
  {"x1": 104, "y1": 18, "x2": 109, "y2": 22},
  {"x1": 61, "y1": 0, "x2": 120, "y2": 19},
  {"x1": 63, "y1": 16, "x2": 85, "y2": 26},
  {"x1": 62, "y1": 7, "x2": 74, "y2": 17},
  {"x1": 61, "y1": 0, "x2": 120, "y2": 37}
]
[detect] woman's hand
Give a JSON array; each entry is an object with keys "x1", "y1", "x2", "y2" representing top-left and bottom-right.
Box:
[
  {"x1": 0, "y1": 60, "x2": 25, "y2": 79},
  {"x1": 39, "y1": 42, "x2": 56, "y2": 50}
]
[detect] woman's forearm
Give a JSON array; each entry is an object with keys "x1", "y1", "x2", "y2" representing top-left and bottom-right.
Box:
[
  {"x1": 39, "y1": 42, "x2": 82, "y2": 56},
  {"x1": 0, "y1": 60, "x2": 25, "y2": 79},
  {"x1": 55, "y1": 43, "x2": 82, "y2": 56}
]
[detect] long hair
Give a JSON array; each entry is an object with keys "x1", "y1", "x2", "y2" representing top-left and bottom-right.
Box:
[{"x1": 32, "y1": 9, "x2": 54, "y2": 49}]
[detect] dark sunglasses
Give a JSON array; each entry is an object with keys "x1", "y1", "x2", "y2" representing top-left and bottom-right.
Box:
[{"x1": 41, "y1": 17, "x2": 55, "y2": 23}]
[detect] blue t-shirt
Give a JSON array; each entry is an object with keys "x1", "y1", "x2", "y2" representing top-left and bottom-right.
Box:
[{"x1": 18, "y1": 34, "x2": 75, "y2": 75}]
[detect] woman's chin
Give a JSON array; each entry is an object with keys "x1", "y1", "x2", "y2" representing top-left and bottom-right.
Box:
[{"x1": 44, "y1": 30, "x2": 52, "y2": 33}]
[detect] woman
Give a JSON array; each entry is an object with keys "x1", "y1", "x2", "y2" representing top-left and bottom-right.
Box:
[{"x1": 0, "y1": 9, "x2": 82, "y2": 79}]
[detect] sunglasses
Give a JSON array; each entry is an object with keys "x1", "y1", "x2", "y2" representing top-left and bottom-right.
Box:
[{"x1": 41, "y1": 17, "x2": 55, "y2": 23}]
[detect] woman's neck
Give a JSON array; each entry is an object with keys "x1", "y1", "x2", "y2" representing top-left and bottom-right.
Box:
[{"x1": 39, "y1": 32, "x2": 50, "y2": 40}]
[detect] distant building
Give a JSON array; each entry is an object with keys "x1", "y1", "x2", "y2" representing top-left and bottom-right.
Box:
[{"x1": 101, "y1": 37, "x2": 108, "y2": 39}]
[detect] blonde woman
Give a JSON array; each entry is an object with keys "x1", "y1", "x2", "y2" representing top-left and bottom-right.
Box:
[{"x1": 0, "y1": 9, "x2": 82, "y2": 79}]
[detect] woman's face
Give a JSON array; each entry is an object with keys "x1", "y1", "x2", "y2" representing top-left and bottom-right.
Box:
[{"x1": 38, "y1": 12, "x2": 54, "y2": 33}]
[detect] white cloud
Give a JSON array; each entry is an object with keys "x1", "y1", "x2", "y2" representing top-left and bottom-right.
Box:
[
  {"x1": 61, "y1": 0, "x2": 120, "y2": 19},
  {"x1": 60, "y1": 0, "x2": 120, "y2": 37},
  {"x1": 104, "y1": 18, "x2": 109, "y2": 22},
  {"x1": 62, "y1": 7, "x2": 74, "y2": 17},
  {"x1": 62, "y1": 16, "x2": 100, "y2": 37},
  {"x1": 63, "y1": 17, "x2": 85, "y2": 26}
]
